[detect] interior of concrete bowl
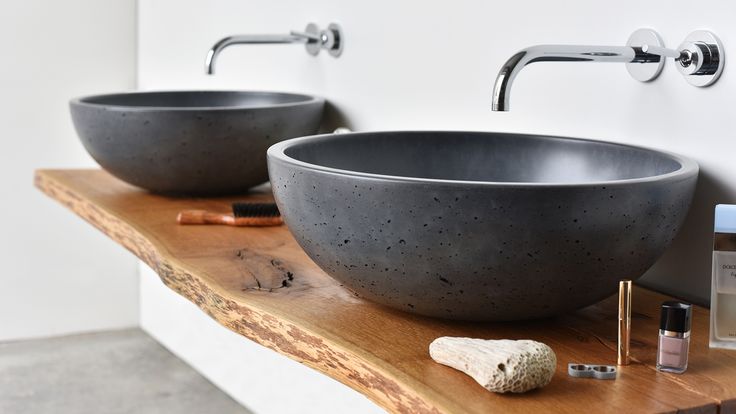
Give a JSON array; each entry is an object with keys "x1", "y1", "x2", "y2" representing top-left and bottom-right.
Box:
[
  {"x1": 282, "y1": 131, "x2": 687, "y2": 184},
  {"x1": 77, "y1": 90, "x2": 318, "y2": 109}
]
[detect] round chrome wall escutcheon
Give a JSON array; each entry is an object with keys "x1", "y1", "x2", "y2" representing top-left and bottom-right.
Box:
[
  {"x1": 626, "y1": 28, "x2": 666, "y2": 82},
  {"x1": 676, "y1": 30, "x2": 724, "y2": 87},
  {"x1": 303, "y1": 23, "x2": 343, "y2": 57},
  {"x1": 304, "y1": 23, "x2": 321, "y2": 56}
]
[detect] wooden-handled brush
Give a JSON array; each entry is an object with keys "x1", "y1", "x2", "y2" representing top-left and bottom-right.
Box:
[{"x1": 177, "y1": 202, "x2": 283, "y2": 227}]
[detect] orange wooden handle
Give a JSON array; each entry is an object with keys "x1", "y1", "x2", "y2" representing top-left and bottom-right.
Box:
[
  {"x1": 231, "y1": 216, "x2": 284, "y2": 227},
  {"x1": 177, "y1": 210, "x2": 283, "y2": 227},
  {"x1": 177, "y1": 210, "x2": 233, "y2": 225}
]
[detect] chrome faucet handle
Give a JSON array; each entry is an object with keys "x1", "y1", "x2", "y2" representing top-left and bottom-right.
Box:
[
  {"x1": 674, "y1": 31, "x2": 724, "y2": 86},
  {"x1": 641, "y1": 44, "x2": 683, "y2": 60},
  {"x1": 290, "y1": 23, "x2": 343, "y2": 57},
  {"x1": 640, "y1": 31, "x2": 724, "y2": 87}
]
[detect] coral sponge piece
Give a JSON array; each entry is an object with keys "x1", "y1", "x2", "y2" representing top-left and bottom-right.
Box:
[{"x1": 429, "y1": 337, "x2": 556, "y2": 393}]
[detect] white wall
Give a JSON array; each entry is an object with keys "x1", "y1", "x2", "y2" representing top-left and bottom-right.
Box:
[
  {"x1": 0, "y1": 0, "x2": 139, "y2": 341},
  {"x1": 138, "y1": 0, "x2": 736, "y2": 305}
]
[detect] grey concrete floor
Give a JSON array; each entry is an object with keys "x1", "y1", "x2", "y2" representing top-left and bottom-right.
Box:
[{"x1": 0, "y1": 328, "x2": 252, "y2": 414}]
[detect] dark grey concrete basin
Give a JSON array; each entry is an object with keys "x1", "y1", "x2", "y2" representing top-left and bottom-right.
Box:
[
  {"x1": 267, "y1": 131, "x2": 698, "y2": 321},
  {"x1": 71, "y1": 91, "x2": 324, "y2": 195}
]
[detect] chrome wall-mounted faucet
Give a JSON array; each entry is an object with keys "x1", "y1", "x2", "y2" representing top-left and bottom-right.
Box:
[
  {"x1": 205, "y1": 23, "x2": 343, "y2": 74},
  {"x1": 491, "y1": 29, "x2": 725, "y2": 111}
]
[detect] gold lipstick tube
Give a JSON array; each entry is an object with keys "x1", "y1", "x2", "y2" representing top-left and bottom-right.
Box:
[{"x1": 618, "y1": 280, "x2": 632, "y2": 365}]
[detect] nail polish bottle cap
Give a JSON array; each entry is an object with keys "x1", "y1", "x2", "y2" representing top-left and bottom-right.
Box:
[{"x1": 660, "y1": 301, "x2": 692, "y2": 333}]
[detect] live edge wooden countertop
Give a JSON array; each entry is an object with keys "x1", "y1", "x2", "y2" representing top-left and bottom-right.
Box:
[{"x1": 35, "y1": 169, "x2": 736, "y2": 414}]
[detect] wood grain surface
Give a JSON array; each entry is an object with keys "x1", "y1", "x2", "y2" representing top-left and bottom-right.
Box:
[{"x1": 35, "y1": 169, "x2": 736, "y2": 414}]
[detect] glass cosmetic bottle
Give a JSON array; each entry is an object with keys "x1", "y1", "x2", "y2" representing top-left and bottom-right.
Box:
[
  {"x1": 712, "y1": 204, "x2": 736, "y2": 349},
  {"x1": 657, "y1": 301, "x2": 692, "y2": 374}
]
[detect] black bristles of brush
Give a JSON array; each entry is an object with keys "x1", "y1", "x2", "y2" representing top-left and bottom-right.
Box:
[{"x1": 232, "y1": 202, "x2": 281, "y2": 218}]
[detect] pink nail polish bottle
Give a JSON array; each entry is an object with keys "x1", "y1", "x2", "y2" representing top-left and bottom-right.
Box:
[{"x1": 656, "y1": 301, "x2": 692, "y2": 374}]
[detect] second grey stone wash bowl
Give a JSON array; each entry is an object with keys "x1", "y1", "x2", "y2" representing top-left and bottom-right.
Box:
[
  {"x1": 267, "y1": 131, "x2": 698, "y2": 321},
  {"x1": 70, "y1": 91, "x2": 324, "y2": 195}
]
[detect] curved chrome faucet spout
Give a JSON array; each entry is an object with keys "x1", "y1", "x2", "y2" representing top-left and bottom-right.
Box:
[
  {"x1": 205, "y1": 34, "x2": 311, "y2": 75},
  {"x1": 491, "y1": 45, "x2": 651, "y2": 111}
]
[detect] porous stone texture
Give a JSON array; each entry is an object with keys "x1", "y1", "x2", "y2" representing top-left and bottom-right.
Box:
[
  {"x1": 429, "y1": 337, "x2": 556, "y2": 394},
  {"x1": 70, "y1": 91, "x2": 324, "y2": 195},
  {"x1": 268, "y1": 131, "x2": 698, "y2": 321}
]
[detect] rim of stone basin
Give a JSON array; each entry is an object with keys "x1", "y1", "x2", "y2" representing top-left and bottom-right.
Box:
[
  {"x1": 267, "y1": 130, "x2": 699, "y2": 188},
  {"x1": 70, "y1": 90, "x2": 324, "y2": 112}
]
